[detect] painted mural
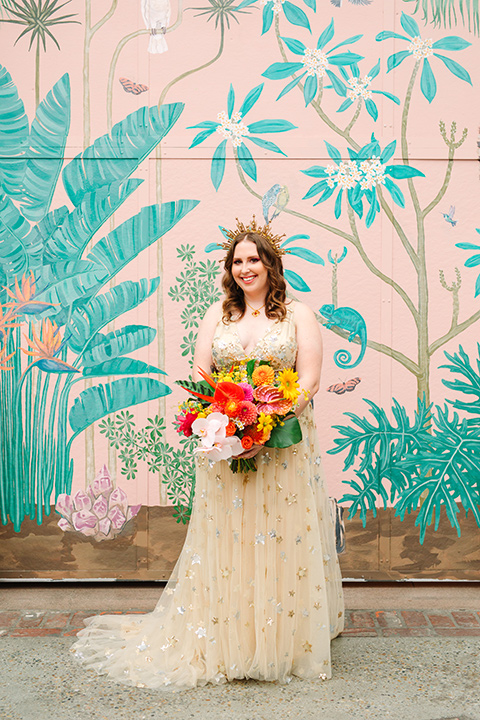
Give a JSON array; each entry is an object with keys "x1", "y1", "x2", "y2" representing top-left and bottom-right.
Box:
[{"x1": 0, "y1": 0, "x2": 479, "y2": 578}]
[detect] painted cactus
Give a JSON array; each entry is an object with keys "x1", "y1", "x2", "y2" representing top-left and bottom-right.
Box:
[{"x1": 55, "y1": 465, "x2": 141, "y2": 541}]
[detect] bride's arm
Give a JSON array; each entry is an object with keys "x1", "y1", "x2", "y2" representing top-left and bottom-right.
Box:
[
  {"x1": 191, "y1": 302, "x2": 222, "y2": 383},
  {"x1": 293, "y1": 302, "x2": 323, "y2": 416}
]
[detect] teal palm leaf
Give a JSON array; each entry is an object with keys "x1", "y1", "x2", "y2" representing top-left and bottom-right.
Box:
[
  {"x1": 20, "y1": 73, "x2": 70, "y2": 221},
  {"x1": 68, "y1": 377, "x2": 171, "y2": 438},
  {"x1": 340, "y1": 462, "x2": 389, "y2": 526},
  {"x1": 62, "y1": 103, "x2": 184, "y2": 206},
  {"x1": 0, "y1": 190, "x2": 30, "y2": 282},
  {"x1": 87, "y1": 199, "x2": 200, "y2": 280},
  {"x1": 81, "y1": 325, "x2": 157, "y2": 367},
  {"x1": 0, "y1": 64, "x2": 29, "y2": 195},
  {"x1": 23, "y1": 205, "x2": 69, "y2": 268},
  {"x1": 395, "y1": 406, "x2": 480, "y2": 542},
  {"x1": 42, "y1": 179, "x2": 143, "y2": 263},
  {"x1": 82, "y1": 358, "x2": 164, "y2": 377},
  {"x1": 404, "y1": 0, "x2": 479, "y2": 35},
  {"x1": 328, "y1": 397, "x2": 432, "y2": 472},
  {"x1": 440, "y1": 344, "x2": 480, "y2": 415},
  {"x1": 32, "y1": 267, "x2": 107, "y2": 310},
  {"x1": 67, "y1": 277, "x2": 160, "y2": 354}
]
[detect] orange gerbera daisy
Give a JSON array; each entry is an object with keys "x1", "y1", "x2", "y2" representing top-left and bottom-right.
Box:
[{"x1": 252, "y1": 364, "x2": 275, "y2": 387}]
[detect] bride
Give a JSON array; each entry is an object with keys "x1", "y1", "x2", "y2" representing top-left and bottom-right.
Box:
[{"x1": 71, "y1": 217, "x2": 344, "y2": 690}]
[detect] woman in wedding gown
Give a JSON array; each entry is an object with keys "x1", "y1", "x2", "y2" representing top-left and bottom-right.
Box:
[{"x1": 71, "y1": 219, "x2": 344, "y2": 690}]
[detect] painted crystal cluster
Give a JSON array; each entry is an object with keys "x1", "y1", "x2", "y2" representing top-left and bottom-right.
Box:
[{"x1": 55, "y1": 465, "x2": 141, "y2": 542}]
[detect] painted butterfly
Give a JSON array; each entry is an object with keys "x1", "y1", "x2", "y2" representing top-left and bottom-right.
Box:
[
  {"x1": 119, "y1": 77, "x2": 149, "y2": 95},
  {"x1": 327, "y1": 377, "x2": 361, "y2": 394}
]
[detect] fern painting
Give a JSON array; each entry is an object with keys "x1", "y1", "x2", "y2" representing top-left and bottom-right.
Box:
[{"x1": 0, "y1": 1, "x2": 479, "y2": 579}]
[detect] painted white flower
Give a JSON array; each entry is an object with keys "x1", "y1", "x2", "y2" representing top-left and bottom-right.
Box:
[
  {"x1": 302, "y1": 48, "x2": 329, "y2": 78},
  {"x1": 346, "y1": 75, "x2": 373, "y2": 101},
  {"x1": 408, "y1": 36, "x2": 433, "y2": 59},
  {"x1": 216, "y1": 111, "x2": 250, "y2": 148}
]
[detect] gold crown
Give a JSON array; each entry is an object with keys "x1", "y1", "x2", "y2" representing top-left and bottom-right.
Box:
[{"x1": 219, "y1": 215, "x2": 288, "y2": 261}]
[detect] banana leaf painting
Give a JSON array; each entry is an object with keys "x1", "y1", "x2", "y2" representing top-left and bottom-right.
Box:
[{"x1": 0, "y1": 64, "x2": 199, "y2": 532}]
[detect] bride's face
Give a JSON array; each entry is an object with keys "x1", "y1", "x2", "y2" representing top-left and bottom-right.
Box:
[{"x1": 231, "y1": 239, "x2": 269, "y2": 296}]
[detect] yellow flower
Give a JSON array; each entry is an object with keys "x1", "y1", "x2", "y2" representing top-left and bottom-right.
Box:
[
  {"x1": 252, "y1": 364, "x2": 275, "y2": 387},
  {"x1": 278, "y1": 368, "x2": 300, "y2": 403},
  {"x1": 257, "y1": 412, "x2": 274, "y2": 434}
]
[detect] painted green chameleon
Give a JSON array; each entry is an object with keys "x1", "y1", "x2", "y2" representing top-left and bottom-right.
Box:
[{"x1": 319, "y1": 304, "x2": 367, "y2": 369}]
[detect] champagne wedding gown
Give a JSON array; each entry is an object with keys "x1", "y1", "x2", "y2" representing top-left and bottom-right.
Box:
[{"x1": 71, "y1": 307, "x2": 344, "y2": 690}]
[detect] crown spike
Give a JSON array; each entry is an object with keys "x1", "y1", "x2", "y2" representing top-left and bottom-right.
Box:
[{"x1": 219, "y1": 215, "x2": 288, "y2": 262}]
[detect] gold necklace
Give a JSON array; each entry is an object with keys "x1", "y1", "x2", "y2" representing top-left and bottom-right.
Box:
[{"x1": 245, "y1": 299, "x2": 266, "y2": 317}]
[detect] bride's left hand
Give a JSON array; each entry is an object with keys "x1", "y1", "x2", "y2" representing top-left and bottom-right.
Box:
[{"x1": 233, "y1": 444, "x2": 263, "y2": 459}]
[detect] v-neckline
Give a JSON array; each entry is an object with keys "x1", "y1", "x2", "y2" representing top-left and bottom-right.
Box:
[{"x1": 233, "y1": 320, "x2": 278, "y2": 357}]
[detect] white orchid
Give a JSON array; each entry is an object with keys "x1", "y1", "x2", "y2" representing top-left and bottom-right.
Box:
[{"x1": 192, "y1": 412, "x2": 243, "y2": 462}]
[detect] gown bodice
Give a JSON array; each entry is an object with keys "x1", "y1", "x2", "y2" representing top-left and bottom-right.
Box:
[{"x1": 211, "y1": 306, "x2": 298, "y2": 371}]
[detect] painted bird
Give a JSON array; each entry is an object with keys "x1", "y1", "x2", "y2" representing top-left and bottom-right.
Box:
[
  {"x1": 262, "y1": 184, "x2": 290, "y2": 224},
  {"x1": 141, "y1": 0, "x2": 171, "y2": 54},
  {"x1": 442, "y1": 205, "x2": 457, "y2": 227}
]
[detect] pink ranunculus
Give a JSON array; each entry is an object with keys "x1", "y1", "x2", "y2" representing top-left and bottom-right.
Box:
[
  {"x1": 97, "y1": 517, "x2": 112, "y2": 537},
  {"x1": 55, "y1": 493, "x2": 74, "y2": 519},
  {"x1": 58, "y1": 517, "x2": 73, "y2": 532},
  {"x1": 108, "y1": 505, "x2": 126, "y2": 530},
  {"x1": 92, "y1": 494, "x2": 108, "y2": 519},
  {"x1": 92, "y1": 464, "x2": 113, "y2": 498},
  {"x1": 73, "y1": 490, "x2": 92, "y2": 512},
  {"x1": 86, "y1": 485, "x2": 96, "y2": 505},
  {"x1": 126, "y1": 504, "x2": 142, "y2": 522},
  {"x1": 72, "y1": 510, "x2": 98, "y2": 536},
  {"x1": 109, "y1": 487, "x2": 128, "y2": 514},
  {"x1": 238, "y1": 383, "x2": 254, "y2": 402},
  {"x1": 175, "y1": 411, "x2": 198, "y2": 437}
]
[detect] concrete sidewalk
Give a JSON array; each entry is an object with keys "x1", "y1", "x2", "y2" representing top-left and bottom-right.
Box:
[{"x1": 1, "y1": 583, "x2": 479, "y2": 720}]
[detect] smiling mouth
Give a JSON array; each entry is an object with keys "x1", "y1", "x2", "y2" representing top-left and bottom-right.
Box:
[{"x1": 240, "y1": 275, "x2": 256, "y2": 282}]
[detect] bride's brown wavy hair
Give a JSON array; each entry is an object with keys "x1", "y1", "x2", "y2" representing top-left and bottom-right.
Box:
[{"x1": 222, "y1": 231, "x2": 287, "y2": 322}]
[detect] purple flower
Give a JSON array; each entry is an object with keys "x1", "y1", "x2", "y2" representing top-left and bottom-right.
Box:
[
  {"x1": 92, "y1": 464, "x2": 113, "y2": 498},
  {"x1": 55, "y1": 465, "x2": 142, "y2": 542},
  {"x1": 108, "y1": 505, "x2": 126, "y2": 530},
  {"x1": 92, "y1": 495, "x2": 108, "y2": 519},
  {"x1": 72, "y1": 510, "x2": 98, "y2": 536},
  {"x1": 73, "y1": 490, "x2": 92, "y2": 512},
  {"x1": 109, "y1": 487, "x2": 128, "y2": 514},
  {"x1": 58, "y1": 517, "x2": 73, "y2": 532},
  {"x1": 127, "y1": 504, "x2": 142, "y2": 522},
  {"x1": 98, "y1": 517, "x2": 112, "y2": 537},
  {"x1": 55, "y1": 494, "x2": 74, "y2": 519}
]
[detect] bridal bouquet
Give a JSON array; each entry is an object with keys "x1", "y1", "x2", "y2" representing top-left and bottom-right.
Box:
[{"x1": 175, "y1": 359, "x2": 303, "y2": 473}]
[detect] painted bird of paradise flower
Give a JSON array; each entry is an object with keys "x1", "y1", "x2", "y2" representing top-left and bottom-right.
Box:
[
  {"x1": 0, "y1": 342, "x2": 15, "y2": 371},
  {"x1": 0, "y1": 303, "x2": 20, "y2": 341},
  {"x1": 22, "y1": 318, "x2": 79, "y2": 374},
  {"x1": 4, "y1": 271, "x2": 57, "y2": 315}
]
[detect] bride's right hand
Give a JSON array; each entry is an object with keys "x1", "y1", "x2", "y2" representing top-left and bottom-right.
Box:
[{"x1": 233, "y1": 444, "x2": 263, "y2": 459}]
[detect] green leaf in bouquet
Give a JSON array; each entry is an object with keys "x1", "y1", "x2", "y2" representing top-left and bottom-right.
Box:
[
  {"x1": 265, "y1": 413, "x2": 302, "y2": 448},
  {"x1": 246, "y1": 358, "x2": 256, "y2": 378},
  {"x1": 175, "y1": 378, "x2": 214, "y2": 402}
]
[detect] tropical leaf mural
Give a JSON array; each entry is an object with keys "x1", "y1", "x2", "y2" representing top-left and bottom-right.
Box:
[
  {"x1": 403, "y1": 0, "x2": 480, "y2": 36},
  {"x1": 0, "y1": 64, "x2": 199, "y2": 531}
]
